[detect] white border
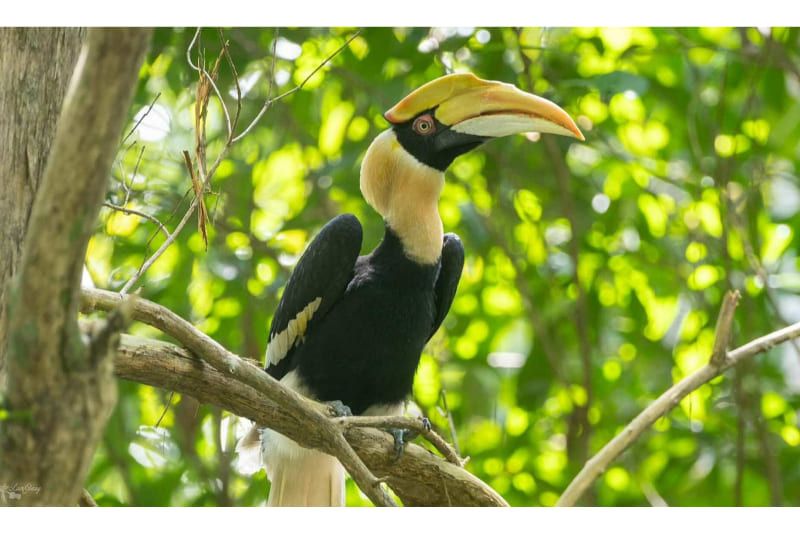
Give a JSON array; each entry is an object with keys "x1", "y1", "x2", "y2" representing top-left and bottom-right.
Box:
[
  {"x1": 2, "y1": 507, "x2": 800, "y2": 532},
  {"x1": 3, "y1": 0, "x2": 800, "y2": 27}
]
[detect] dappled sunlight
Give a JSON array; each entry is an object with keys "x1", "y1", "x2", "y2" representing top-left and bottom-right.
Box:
[{"x1": 76, "y1": 26, "x2": 800, "y2": 507}]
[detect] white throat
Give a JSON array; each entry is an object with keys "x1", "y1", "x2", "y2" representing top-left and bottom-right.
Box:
[{"x1": 360, "y1": 130, "x2": 444, "y2": 265}]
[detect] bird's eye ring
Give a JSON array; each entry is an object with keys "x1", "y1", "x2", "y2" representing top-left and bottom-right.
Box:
[{"x1": 412, "y1": 115, "x2": 435, "y2": 136}]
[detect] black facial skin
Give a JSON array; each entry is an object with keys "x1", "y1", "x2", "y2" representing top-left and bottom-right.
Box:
[{"x1": 392, "y1": 108, "x2": 489, "y2": 172}]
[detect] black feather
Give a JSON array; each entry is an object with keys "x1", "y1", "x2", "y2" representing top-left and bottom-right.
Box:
[
  {"x1": 429, "y1": 233, "x2": 465, "y2": 341},
  {"x1": 266, "y1": 218, "x2": 464, "y2": 415},
  {"x1": 266, "y1": 214, "x2": 362, "y2": 380}
]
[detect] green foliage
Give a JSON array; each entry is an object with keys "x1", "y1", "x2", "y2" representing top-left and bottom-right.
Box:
[{"x1": 86, "y1": 27, "x2": 800, "y2": 506}]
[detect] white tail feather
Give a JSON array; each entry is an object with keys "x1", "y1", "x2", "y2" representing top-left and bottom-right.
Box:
[
  {"x1": 263, "y1": 428, "x2": 345, "y2": 506},
  {"x1": 235, "y1": 371, "x2": 352, "y2": 506},
  {"x1": 234, "y1": 424, "x2": 264, "y2": 476}
]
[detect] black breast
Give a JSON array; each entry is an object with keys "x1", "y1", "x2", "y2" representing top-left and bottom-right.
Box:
[{"x1": 289, "y1": 227, "x2": 440, "y2": 414}]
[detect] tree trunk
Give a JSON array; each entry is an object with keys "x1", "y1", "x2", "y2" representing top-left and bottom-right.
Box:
[
  {"x1": 0, "y1": 28, "x2": 85, "y2": 387},
  {"x1": 0, "y1": 28, "x2": 151, "y2": 506}
]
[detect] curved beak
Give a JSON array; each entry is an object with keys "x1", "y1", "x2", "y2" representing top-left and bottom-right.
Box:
[{"x1": 385, "y1": 73, "x2": 584, "y2": 141}]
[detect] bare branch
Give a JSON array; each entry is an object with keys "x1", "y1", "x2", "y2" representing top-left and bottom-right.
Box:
[
  {"x1": 710, "y1": 290, "x2": 741, "y2": 366},
  {"x1": 102, "y1": 202, "x2": 170, "y2": 240},
  {"x1": 81, "y1": 287, "x2": 507, "y2": 507},
  {"x1": 337, "y1": 415, "x2": 463, "y2": 467},
  {"x1": 122, "y1": 145, "x2": 146, "y2": 206},
  {"x1": 556, "y1": 294, "x2": 800, "y2": 507},
  {"x1": 119, "y1": 189, "x2": 201, "y2": 296},
  {"x1": 182, "y1": 150, "x2": 208, "y2": 250},
  {"x1": 232, "y1": 30, "x2": 360, "y2": 143},
  {"x1": 80, "y1": 288, "x2": 393, "y2": 506},
  {"x1": 186, "y1": 28, "x2": 201, "y2": 71},
  {"x1": 218, "y1": 30, "x2": 242, "y2": 133},
  {"x1": 85, "y1": 294, "x2": 135, "y2": 362},
  {"x1": 438, "y1": 389, "x2": 461, "y2": 457},
  {"x1": 121, "y1": 92, "x2": 161, "y2": 147},
  {"x1": 120, "y1": 29, "x2": 360, "y2": 295},
  {"x1": 111, "y1": 333, "x2": 506, "y2": 506},
  {"x1": 79, "y1": 489, "x2": 98, "y2": 507}
]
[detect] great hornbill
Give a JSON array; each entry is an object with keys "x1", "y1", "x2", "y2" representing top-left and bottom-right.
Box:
[{"x1": 237, "y1": 73, "x2": 583, "y2": 506}]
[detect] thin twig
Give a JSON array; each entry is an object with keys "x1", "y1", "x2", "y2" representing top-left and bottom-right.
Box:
[
  {"x1": 122, "y1": 145, "x2": 146, "y2": 206},
  {"x1": 200, "y1": 56, "x2": 232, "y2": 140},
  {"x1": 114, "y1": 142, "x2": 139, "y2": 207},
  {"x1": 218, "y1": 31, "x2": 242, "y2": 133},
  {"x1": 120, "y1": 32, "x2": 234, "y2": 294},
  {"x1": 640, "y1": 481, "x2": 668, "y2": 507},
  {"x1": 102, "y1": 202, "x2": 170, "y2": 240},
  {"x1": 337, "y1": 415, "x2": 464, "y2": 467},
  {"x1": 439, "y1": 389, "x2": 461, "y2": 457},
  {"x1": 186, "y1": 28, "x2": 201, "y2": 74},
  {"x1": 79, "y1": 489, "x2": 98, "y2": 507},
  {"x1": 182, "y1": 150, "x2": 208, "y2": 250},
  {"x1": 556, "y1": 293, "x2": 800, "y2": 506},
  {"x1": 121, "y1": 92, "x2": 161, "y2": 146},
  {"x1": 710, "y1": 290, "x2": 741, "y2": 366},
  {"x1": 232, "y1": 30, "x2": 361, "y2": 143},
  {"x1": 155, "y1": 391, "x2": 176, "y2": 429},
  {"x1": 118, "y1": 28, "x2": 355, "y2": 294},
  {"x1": 119, "y1": 190, "x2": 201, "y2": 296}
]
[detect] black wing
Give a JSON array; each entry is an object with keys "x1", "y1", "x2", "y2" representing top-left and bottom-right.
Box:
[
  {"x1": 265, "y1": 214, "x2": 363, "y2": 380},
  {"x1": 428, "y1": 233, "x2": 465, "y2": 341}
]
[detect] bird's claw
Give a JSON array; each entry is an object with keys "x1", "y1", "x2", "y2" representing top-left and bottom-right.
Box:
[
  {"x1": 388, "y1": 428, "x2": 409, "y2": 462},
  {"x1": 419, "y1": 416, "x2": 432, "y2": 432},
  {"x1": 326, "y1": 400, "x2": 353, "y2": 418},
  {"x1": 388, "y1": 418, "x2": 430, "y2": 461}
]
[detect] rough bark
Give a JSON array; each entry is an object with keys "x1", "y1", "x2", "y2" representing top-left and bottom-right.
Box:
[
  {"x1": 112, "y1": 334, "x2": 507, "y2": 506},
  {"x1": 0, "y1": 28, "x2": 151, "y2": 506},
  {"x1": 0, "y1": 28, "x2": 85, "y2": 387}
]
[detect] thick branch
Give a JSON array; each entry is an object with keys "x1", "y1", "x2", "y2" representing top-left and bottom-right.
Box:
[
  {"x1": 81, "y1": 288, "x2": 393, "y2": 506},
  {"x1": 557, "y1": 293, "x2": 800, "y2": 507},
  {"x1": 83, "y1": 289, "x2": 505, "y2": 506},
  {"x1": 1, "y1": 28, "x2": 151, "y2": 506},
  {"x1": 113, "y1": 334, "x2": 505, "y2": 506}
]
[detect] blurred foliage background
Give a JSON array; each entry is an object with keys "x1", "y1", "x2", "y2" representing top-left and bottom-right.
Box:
[{"x1": 83, "y1": 27, "x2": 800, "y2": 506}]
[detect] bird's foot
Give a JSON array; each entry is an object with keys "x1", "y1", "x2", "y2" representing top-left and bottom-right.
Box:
[
  {"x1": 420, "y1": 416, "x2": 432, "y2": 432},
  {"x1": 325, "y1": 400, "x2": 353, "y2": 418},
  {"x1": 388, "y1": 428, "x2": 410, "y2": 462},
  {"x1": 387, "y1": 417, "x2": 432, "y2": 461}
]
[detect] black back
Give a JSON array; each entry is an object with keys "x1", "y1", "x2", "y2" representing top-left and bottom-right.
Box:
[
  {"x1": 265, "y1": 218, "x2": 465, "y2": 414},
  {"x1": 265, "y1": 214, "x2": 362, "y2": 380}
]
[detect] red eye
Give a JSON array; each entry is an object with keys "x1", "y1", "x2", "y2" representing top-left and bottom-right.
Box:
[{"x1": 412, "y1": 114, "x2": 435, "y2": 135}]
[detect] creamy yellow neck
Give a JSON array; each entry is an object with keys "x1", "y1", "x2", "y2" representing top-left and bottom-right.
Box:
[{"x1": 360, "y1": 130, "x2": 444, "y2": 264}]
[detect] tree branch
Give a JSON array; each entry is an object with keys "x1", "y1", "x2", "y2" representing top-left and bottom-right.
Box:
[
  {"x1": 102, "y1": 202, "x2": 170, "y2": 240},
  {"x1": 556, "y1": 291, "x2": 800, "y2": 506},
  {"x1": 81, "y1": 288, "x2": 506, "y2": 506},
  {"x1": 336, "y1": 415, "x2": 463, "y2": 467},
  {"x1": 1, "y1": 28, "x2": 151, "y2": 506},
  {"x1": 112, "y1": 334, "x2": 506, "y2": 506}
]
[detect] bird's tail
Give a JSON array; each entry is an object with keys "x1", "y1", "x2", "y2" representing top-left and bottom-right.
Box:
[
  {"x1": 238, "y1": 424, "x2": 345, "y2": 506},
  {"x1": 266, "y1": 446, "x2": 345, "y2": 506}
]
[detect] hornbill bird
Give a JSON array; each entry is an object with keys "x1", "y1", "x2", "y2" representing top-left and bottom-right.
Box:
[{"x1": 237, "y1": 73, "x2": 583, "y2": 506}]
